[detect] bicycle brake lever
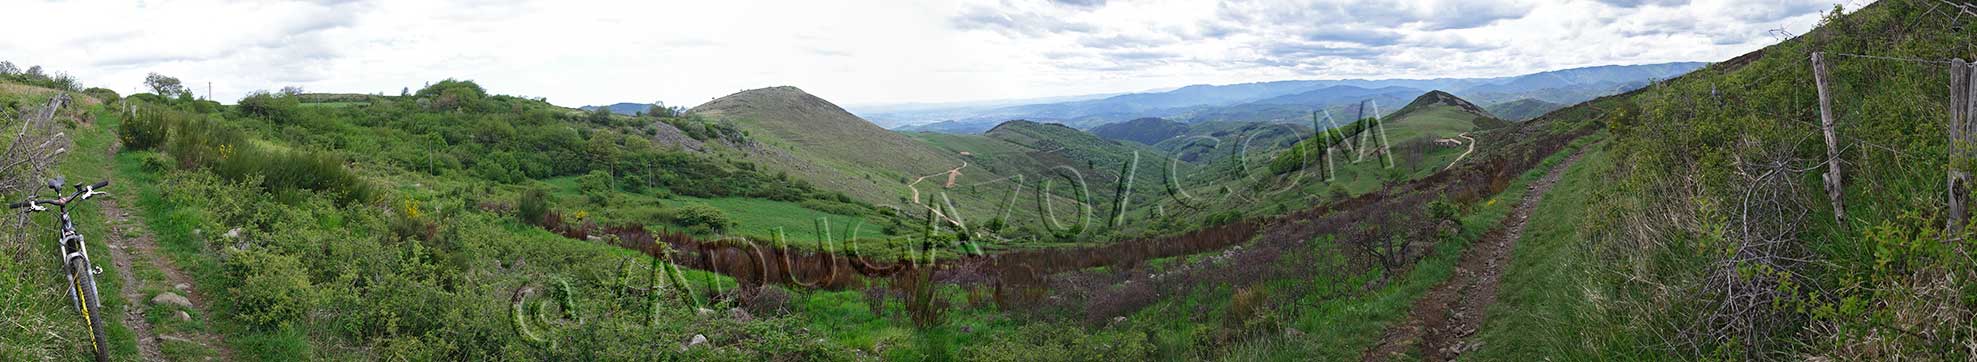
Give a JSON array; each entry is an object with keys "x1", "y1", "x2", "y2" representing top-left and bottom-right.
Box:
[
  {"x1": 27, "y1": 204, "x2": 47, "y2": 212},
  {"x1": 82, "y1": 190, "x2": 108, "y2": 200}
]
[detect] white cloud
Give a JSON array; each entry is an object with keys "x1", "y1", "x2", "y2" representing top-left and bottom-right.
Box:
[{"x1": 0, "y1": 0, "x2": 1854, "y2": 107}]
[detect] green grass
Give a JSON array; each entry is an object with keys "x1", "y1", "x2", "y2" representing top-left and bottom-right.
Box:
[
  {"x1": 0, "y1": 102, "x2": 143, "y2": 361},
  {"x1": 1217, "y1": 134, "x2": 1594, "y2": 361},
  {"x1": 1467, "y1": 139, "x2": 1669, "y2": 359},
  {"x1": 118, "y1": 149, "x2": 299, "y2": 360}
]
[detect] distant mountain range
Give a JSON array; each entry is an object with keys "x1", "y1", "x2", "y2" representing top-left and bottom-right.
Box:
[
  {"x1": 879, "y1": 62, "x2": 1703, "y2": 133},
  {"x1": 580, "y1": 102, "x2": 654, "y2": 115}
]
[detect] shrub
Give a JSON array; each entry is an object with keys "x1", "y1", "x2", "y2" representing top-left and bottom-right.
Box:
[
  {"x1": 666, "y1": 203, "x2": 732, "y2": 233},
  {"x1": 117, "y1": 105, "x2": 178, "y2": 150},
  {"x1": 222, "y1": 248, "x2": 315, "y2": 330},
  {"x1": 137, "y1": 153, "x2": 174, "y2": 173},
  {"x1": 798, "y1": 199, "x2": 866, "y2": 216},
  {"x1": 576, "y1": 170, "x2": 614, "y2": 205},
  {"x1": 81, "y1": 87, "x2": 119, "y2": 103},
  {"x1": 518, "y1": 189, "x2": 549, "y2": 226}
]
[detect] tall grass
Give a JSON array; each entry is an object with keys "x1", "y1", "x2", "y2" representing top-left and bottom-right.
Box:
[{"x1": 119, "y1": 105, "x2": 371, "y2": 204}]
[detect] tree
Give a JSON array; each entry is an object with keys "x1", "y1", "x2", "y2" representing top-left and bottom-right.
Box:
[
  {"x1": 278, "y1": 86, "x2": 304, "y2": 96},
  {"x1": 0, "y1": 61, "x2": 16, "y2": 75},
  {"x1": 145, "y1": 72, "x2": 186, "y2": 98},
  {"x1": 646, "y1": 102, "x2": 680, "y2": 118},
  {"x1": 23, "y1": 65, "x2": 45, "y2": 80}
]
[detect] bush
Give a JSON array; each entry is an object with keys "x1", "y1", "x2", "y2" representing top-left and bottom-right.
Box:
[
  {"x1": 81, "y1": 87, "x2": 119, "y2": 103},
  {"x1": 666, "y1": 203, "x2": 732, "y2": 233},
  {"x1": 576, "y1": 170, "x2": 614, "y2": 205},
  {"x1": 518, "y1": 189, "x2": 549, "y2": 226},
  {"x1": 221, "y1": 248, "x2": 315, "y2": 330},
  {"x1": 117, "y1": 105, "x2": 179, "y2": 150},
  {"x1": 137, "y1": 153, "x2": 174, "y2": 173}
]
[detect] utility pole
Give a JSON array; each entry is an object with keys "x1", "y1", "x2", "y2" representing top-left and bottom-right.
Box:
[{"x1": 1810, "y1": 52, "x2": 1847, "y2": 224}]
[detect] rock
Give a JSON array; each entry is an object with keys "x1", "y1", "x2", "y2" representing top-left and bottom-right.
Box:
[
  {"x1": 727, "y1": 308, "x2": 752, "y2": 322},
  {"x1": 695, "y1": 307, "x2": 716, "y2": 317},
  {"x1": 174, "y1": 283, "x2": 190, "y2": 292},
  {"x1": 150, "y1": 292, "x2": 192, "y2": 309},
  {"x1": 223, "y1": 228, "x2": 242, "y2": 239},
  {"x1": 157, "y1": 335, "x2": 196, "y2": 344},
  {"x1": 681, "y1": 334, "x2": 708, "y2": 351},
  {"x1": 175, "y1": 311, "x2": 191, "y2": 322}
]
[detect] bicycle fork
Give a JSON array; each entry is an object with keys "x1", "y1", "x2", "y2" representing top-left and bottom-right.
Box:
[{"x1": 59, "y1": 232, "x2": 99, "y2": 311}]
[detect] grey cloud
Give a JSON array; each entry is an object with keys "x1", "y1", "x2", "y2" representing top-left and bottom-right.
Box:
[
  {"x1": 1076, "y1": 33, "x2": 1175, "y2": 49},
  {"x1": 1051, "y1": 0, "x2": 1105, "y2": 9},
  {"x1": 1594, "y1": 0, "x2": 1690, "y2": 8},
  {"x1": 1723, "y1": 0, "x2": 1829, "y2": 22},
  {"x1": 1301, "y1": 25, "x2": 1403, "y2": 46},
  {"x1": 950, "y1": 4, "x2": 1097, "y2": 37}
]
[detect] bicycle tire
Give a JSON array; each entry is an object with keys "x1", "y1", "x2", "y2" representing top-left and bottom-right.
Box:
[{"x1": 70, "y1": 258, "x2": 109, "y2": 362}]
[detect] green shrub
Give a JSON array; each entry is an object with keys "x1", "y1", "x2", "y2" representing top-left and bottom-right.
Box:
[
  {"x1": 518, "y1": 188, "x2": 549, "y2": 226},
  {"x1": 117, "y1": 105, "x2": 178, "y2": 150},
  {"x1": 666, "y1": 203, "x2": 732, "y2": 233},
  {"x1": 81, "y1": 87, "x2": 119, "y2": 103},
  {"x1": 576, "y1": 170, "x2": 614, "y2": 205},
  {"x1": 221, "y1": 248, "x2": 315, "y2": 330},
  {"x1": 138, "y1": 153, "x2": 174, "y2": 173}
]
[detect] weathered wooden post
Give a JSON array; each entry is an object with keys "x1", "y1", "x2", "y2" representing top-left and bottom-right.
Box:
[
  {"x1": 1811, "y1": 52, "x2": 1847, "y2": 224},
  {"x1": 1952, "y1": 58, "x2": 1973, "y2": 234}
]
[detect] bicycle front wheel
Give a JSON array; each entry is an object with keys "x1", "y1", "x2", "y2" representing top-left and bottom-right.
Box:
[{"x1": 70, "y1": 258, "x2": 109, "y2": 362}]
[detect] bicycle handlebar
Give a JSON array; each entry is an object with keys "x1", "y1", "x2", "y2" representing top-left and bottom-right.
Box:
[{"x1": 10, "y1": 179, "x2": 109, "y2": 211}]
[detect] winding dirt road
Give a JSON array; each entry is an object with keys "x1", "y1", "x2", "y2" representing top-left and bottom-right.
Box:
[{"x1": 1364, "y1": 147, "x2": 1587, "y2": 361}]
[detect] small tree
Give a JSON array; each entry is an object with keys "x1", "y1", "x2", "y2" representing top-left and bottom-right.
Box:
[
  {"x1": 518, "y1": 189, "x2": 550, "y2": 226},
  {"x1": 145, "y1": 72, "x2": 186, "y2": 98},
  {"x1": 577, "y1": 170, "x2": 614, "y2": 205},
  {"x1": 0, "y1": 61, "x2": 16, "y2": 75}
]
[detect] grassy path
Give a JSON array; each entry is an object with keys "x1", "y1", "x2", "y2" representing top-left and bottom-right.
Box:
[{"x1": 1363, "y1": 146, "x2": 1588, "y2": 361}]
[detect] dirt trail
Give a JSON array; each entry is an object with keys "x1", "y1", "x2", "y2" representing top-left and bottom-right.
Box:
[
  {"x1": 1363, "y1": 148, "x2": 1587, "y2": 362},
  {"x1": 101, "y1": 189, "x2": 233, "y2": 360},
  {"x1": 1444, "y1": 132, "x2": 1477, "y2": 171}
]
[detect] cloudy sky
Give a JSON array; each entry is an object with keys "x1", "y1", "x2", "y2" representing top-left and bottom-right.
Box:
[{"x1": 0, "y1": 0, "x2": 1856, "y2": 108}]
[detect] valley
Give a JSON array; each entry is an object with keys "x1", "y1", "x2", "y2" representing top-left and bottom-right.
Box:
[{"x1": 1, "y1": 0, "x2": 1973, "y2": 361}]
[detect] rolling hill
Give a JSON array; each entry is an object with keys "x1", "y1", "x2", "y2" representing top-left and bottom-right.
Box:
[
  {"x1": 1483, "y1": 98, "x2": 1565, "y2": 121},
  {"x1": 580, "y1": 102, "x2": 654, "y2": 115},
  {"x1": 860, "y1": 62, "x2": 1704, "y2": 132},
  {"x1": 688, "y1": 86, "x2": 967, "y2": 206},
  {"x1": 1089, "y1": 117, "x2": 1190, "y2": 145}
]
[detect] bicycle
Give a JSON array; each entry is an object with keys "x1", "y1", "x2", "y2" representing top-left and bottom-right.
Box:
[{"x1": 10, "y1": 176, "x2": 112, "y2": 362}]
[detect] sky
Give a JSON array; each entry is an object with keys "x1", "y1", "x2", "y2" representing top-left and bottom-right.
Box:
[{"x1": 0, "y1": 0, "x2": 1858, "y2": 108}]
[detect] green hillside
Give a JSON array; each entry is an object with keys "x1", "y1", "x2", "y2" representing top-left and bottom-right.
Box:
[
  {"x1": 1470, "y1": 1, "x2": 1977, "y2": 359},
  {"x1": 1482, "y1": 98, "x2": 1564, "y2": 121},
  {"x1": 688, "y1": 86, "x2": 967, "y2": 208},
  {"x1": 1089, "y1": 117, "x2": 1189, "y2": 145}
]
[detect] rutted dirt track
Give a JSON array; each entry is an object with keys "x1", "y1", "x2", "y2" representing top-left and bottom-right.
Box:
[
  {"x1": 101, "y1": 197, "x2": 234, "y2": 361},
  {"x1": 1364, "y1": 148, "x2": 1588, "y2": 361}
]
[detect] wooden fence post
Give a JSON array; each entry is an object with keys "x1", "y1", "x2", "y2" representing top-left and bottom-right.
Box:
[
  {"x1": 1953, "y1": 58, "x2": 1973, "y2": 234},
  {"x1": 1811, "y1": 52, "x2": 1847, "y2": 224}
]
